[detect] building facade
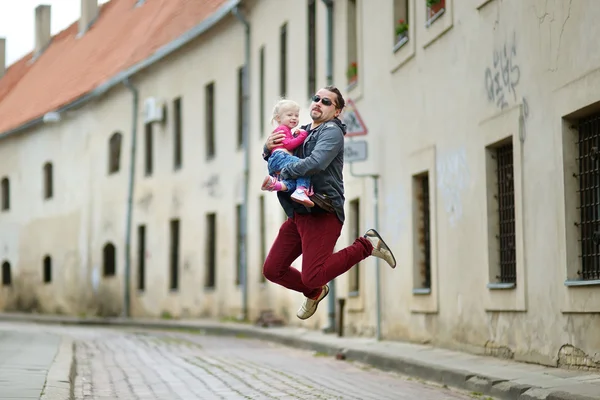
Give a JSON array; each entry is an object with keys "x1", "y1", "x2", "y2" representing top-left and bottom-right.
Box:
[{"x1": 0, "y1": 0, "x2": 599, "y2": 369}]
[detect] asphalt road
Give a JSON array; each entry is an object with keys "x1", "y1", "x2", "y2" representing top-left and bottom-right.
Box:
[{"x1": 0, "y1": 321, "x2": 485, "y2": 399}]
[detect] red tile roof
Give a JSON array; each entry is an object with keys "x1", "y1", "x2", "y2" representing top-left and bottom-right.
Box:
[{"x1": 0, "y1": 0, "x2": 234, "y2": 135}]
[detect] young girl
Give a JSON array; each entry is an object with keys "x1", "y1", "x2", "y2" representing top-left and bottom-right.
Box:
[{"x1": 261, "y1": 99, "x2": 314, "y2": 207}]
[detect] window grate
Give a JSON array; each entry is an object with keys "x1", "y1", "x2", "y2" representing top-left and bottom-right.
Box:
[
  {"x1": 577, "y1": 115, "x2": 600, "y2": 280},
  {"x1": 496, "y1": 143, "x2": 516, "y2": 283},
  {"x1": 420, "y1": 175, "x2": 431, "y2": 289}
]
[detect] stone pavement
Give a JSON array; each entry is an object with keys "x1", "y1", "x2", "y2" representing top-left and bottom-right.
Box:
[
  {"x1": 0, "y1": 312, "x2": 599, "y2": 400},
  {"x1": 0, "y1": 321, "x2": 475, "y2": 400},
  {"x1": 0, "y1": 328, "x2": 63, "y2": 400}
]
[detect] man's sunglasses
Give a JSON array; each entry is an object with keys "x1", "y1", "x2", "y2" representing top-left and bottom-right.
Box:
[{"x1": 312, "y1": 95, "x2": 334, "y2": 107}]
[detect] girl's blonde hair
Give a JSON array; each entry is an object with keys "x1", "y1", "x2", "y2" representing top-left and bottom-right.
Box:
[{"x1": 271, "y1": 98, "x2": 300, "y2": 126}]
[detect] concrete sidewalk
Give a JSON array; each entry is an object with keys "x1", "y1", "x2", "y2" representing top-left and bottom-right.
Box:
[
  {"x1": 0, "y1": 312, "x2": 598, "y2": 400},
  {"x1": 0, "y1": 327, "x2": 67, "y2": 399}
]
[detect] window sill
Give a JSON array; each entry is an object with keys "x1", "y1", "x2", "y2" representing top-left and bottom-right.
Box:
[
  {"x1": 487, "y1": 282, "x2": 516, "y2": 290},
  {"x1": 348, "y1": 290, "x2": 360, "y2": 298},
  {"x1": 564, "y1": 279, "x2": 600, "y2": 287},
  {"x1": 413, "y1": 288, "x2": 431, "y2": 295},
  {"x1": 393, "y1": 36, "x2": 409, "y2": 53},
  {"x1": 426, "y1": 8, "x2": 445, "y2": 28}
]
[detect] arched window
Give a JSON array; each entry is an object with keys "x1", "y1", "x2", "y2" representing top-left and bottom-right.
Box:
[
  {"x1": 108, "y1": 132, "x2": 122, "y2": 174},
  {"x1": 43, "y1": 162, "x2": 53, "y2": 199},
  {"x1": 1, "y1": 177, "x2": 9, "y2": 210},
  {"x1": 43, "y1": 255, "x2": 52, "y2": 283},
  {"x1": 103, "y1": 242, "x2": 116, "y2": 276},
  {"x1": 1, "y1": 261, "x2": 11, "y2": 286}
]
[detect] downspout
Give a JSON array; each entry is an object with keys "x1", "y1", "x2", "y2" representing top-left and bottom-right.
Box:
[
  {"x1": 321, "y1": 0, "x2": 336, "y2": 334},
  {"x1": 122, "y1": 77, "x2": 139, "y2": 318},
  {"x1": 232, "y1": 5, "x2": 250, "y2": 321}
]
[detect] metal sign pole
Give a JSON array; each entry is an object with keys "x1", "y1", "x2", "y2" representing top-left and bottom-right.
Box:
[{"x1": 345, "y1": 139, "x2": 382, "y2": 341}]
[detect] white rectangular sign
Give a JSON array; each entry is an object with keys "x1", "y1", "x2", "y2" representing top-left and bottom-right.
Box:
[{"x1": 344, "y1": 140, "x2": 368, "y2": 163}]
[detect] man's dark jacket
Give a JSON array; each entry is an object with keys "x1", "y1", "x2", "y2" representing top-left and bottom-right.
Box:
[{"x1": 263, "y1": 118, "x2": 347, "y2": 223}]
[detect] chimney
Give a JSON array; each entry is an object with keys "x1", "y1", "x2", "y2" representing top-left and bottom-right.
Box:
[
  {"x1": 34, "y1": 5, "x2": 51, "y2": 56},
  {"x1": 79, "y1": 0, "x2": 99, "y2": 36},
  {"x1": 0, "y1": 38, "x2": 5, "y2": 78}
]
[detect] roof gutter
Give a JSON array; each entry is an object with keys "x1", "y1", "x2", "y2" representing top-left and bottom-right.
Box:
[{"x1": 0, "y1": 0, "x2": 241, "y2": 139}]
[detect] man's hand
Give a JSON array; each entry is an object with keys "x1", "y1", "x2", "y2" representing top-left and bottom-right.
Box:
[{"x1": 265, "y1": 130, "x2": 286, "y2": 150}]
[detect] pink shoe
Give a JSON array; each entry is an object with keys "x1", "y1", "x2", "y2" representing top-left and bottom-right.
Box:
[{"x1": 290, "y1": 187, "x2": 314, "y2": 207}]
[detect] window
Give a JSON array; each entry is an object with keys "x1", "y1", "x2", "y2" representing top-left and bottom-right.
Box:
[
  {"x1": 43, "y1": 162, "x2": 53, "y2": 199},
  {"x1": 413, "y1": 172, "x2": 431, "y2": 290},
  {"x1": 205, "y1": 82, "x2": 215, "y2": 159},
  {"x1": 259, "y1": 46, "x2": 265, "y2": 136},
  {"x1": 486, "y1": 140, "x2": 516, "y2": 285},
  {"x1": 426, "y1": 0, "x2": 445, "y2": 27},
  {"x1": 235, "y1": 204, "x2": 242, "y2": 285},
  {"x1": 280, "y1": 23, "x2": 287, "y2": 98},
  {"x1": 1, "y1": 261, "x2": 10, "y2": 286},
  {"x1": 138, "y1": 225, "x2": 146, "y2": 291},
  {"x1": 259, "y1": 195, "x2": 266, "y2": 283},
  {"x1": 576, "y1": 115, "x2": 600, "y2": 281},
  {"x1": 144, "y1": 123, "x2": 153, "y2": 176},
  {"x1": 108, "y1": 132, "x2": 122, "y2": 174},
  {"x1": 173, "y1": 98, "x2": 182, "y2": 169},
  {"x1": 103, "y1": 242, "x2": 116, "y2": 277},
  {"x1": 346, "y1": 0, "x2": 358, "y2": 87},
  {"x1": 348, "y1": 199, "x2": 360, "y2": 294},
  {"x1": 393, "y1": 0, "x2": 409, "y2": 50},
  {"x1": 1, "y1": 177, "x2": 9, "y2": 211},
  {"x1": 169, "y1": 219, "x2": 180, "y2": 290},
  {"x1": 237, "y1": 66, "x2": 244, "y2": 149},
  {"x1": 205, "y1": 213, "x2": 216, "y2": 288},
  {"x1": 43, "y1": 255, "x2": 51, "y2": 283},
  {"x1": 307, "y1": 0, "x2": 316, "y2": 98}
]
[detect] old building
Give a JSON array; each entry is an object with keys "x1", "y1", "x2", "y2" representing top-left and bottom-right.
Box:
[{"x1": 0, "y1": 0, "x2": 599, "y2": 369}]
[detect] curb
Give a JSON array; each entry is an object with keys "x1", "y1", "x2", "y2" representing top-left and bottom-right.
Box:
[
  {"x1": 40, "y1": 335, "x2": 74, "y2": 400},
  {"x1": 3, "y1": 313, "x2": 599, "y2": 400}
]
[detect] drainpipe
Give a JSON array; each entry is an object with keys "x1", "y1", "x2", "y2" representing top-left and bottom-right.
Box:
[
  {"x1": 122, "y1": 77, "x2": 139, "y2": 318},
  {"x1": 232, "y1": 5, "x2": 250, "y2": 321},
  {"x1": 321, "y1": 0, "x2": 337, "y2": 334}
]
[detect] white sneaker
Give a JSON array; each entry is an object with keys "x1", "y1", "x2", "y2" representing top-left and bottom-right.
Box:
[
  {"x1": 364, "y1": 229, "x2": 396, "y2": 268},
  {"x1": 290, "y1": 189, "x2": 315, "y2": 207},
  {"x1": 296, "y1": 285, "x2": 329, "y2": 320}
]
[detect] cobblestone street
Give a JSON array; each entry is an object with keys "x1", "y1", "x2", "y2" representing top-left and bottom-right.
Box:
[{"x1": 0, "y1": 321, "x2": 481, "y2": 399}]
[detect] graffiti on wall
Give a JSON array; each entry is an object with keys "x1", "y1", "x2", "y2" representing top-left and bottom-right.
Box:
[{"x1": 484, "y1": 32, "x2": 521, "y2": 111}]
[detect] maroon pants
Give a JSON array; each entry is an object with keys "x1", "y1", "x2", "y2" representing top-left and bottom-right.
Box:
[{"x1": 263, "y1": 212, "x2": 373, "y2": 299}]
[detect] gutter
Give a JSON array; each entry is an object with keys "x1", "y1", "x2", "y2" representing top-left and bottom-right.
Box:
[
  {"x1": 122, "y1": 78, "x2": 139, "y2": 318},
  {"x1": 0, "y1": 0, "x2": 241, "y2": 139},
  {"x1": 321, "y1": 0, "x2": 337, "y2": 335},
  {"x1": 232, "y1": 5, "x2": 250, "y2": 321}
]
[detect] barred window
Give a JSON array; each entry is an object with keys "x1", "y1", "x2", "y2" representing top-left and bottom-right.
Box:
[
  {"x1": 495, "y1": 143, "x2": 516, "y2": 283},
  {"x1": 576, "y1": 115, "x2": 600, "y2": 281}
]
